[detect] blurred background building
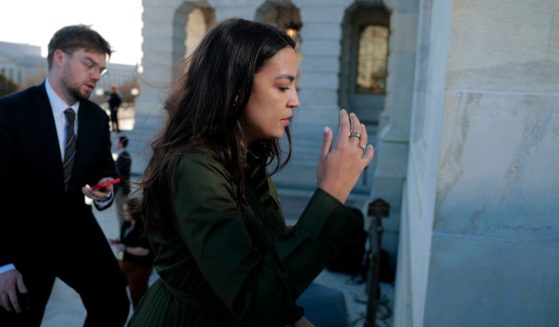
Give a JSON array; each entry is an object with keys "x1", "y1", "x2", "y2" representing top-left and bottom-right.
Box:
[{"x1": 0, "y1": 41, "x2": 46, "y2": 93}]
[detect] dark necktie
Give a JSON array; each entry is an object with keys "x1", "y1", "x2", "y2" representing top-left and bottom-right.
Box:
[{"x1": 63, "y1": 108, "x2": 77, "y2": 192}]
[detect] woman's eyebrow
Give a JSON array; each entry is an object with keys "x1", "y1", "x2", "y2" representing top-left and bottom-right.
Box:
[{"x1": 275, "y1": 74, "x2": 296, "y2": 81}]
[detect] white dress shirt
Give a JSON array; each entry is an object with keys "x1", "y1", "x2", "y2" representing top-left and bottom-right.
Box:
[{"x1": 45, "y1": 78, "x2": 80, "y2": 161}]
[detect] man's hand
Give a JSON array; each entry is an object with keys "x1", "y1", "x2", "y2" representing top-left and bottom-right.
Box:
[
  {"x1": 112, "y1": 242, "x2": 126, "y2": 253},
  {"x1": 82, "y1": 177, "x2": 115, "y2": 201},
  {"x1": 293, "y1": 316, "x2": 315, "y2": 327},
  {"x1": 0, "y1": 269, "x2": 27, "y2": 313}
]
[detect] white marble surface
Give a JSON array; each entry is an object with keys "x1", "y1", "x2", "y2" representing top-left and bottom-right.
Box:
[{"x1": 436, "y1": 92, "x2": 559, "y2": 241}]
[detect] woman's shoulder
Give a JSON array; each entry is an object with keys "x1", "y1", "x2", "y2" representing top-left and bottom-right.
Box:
[
  {"x1": 176, "y1": 151, "x2": 231, "y2": 181},
  {"x1": 178, "y1": 151, "x2": 221, "y2": 168},
  {"x1": 173, "y1": 150, "x2": 237, "y2": 199}
]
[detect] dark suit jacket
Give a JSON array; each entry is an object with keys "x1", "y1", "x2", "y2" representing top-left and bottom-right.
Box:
[
  {"x1": 115, "y1": 150, "x2": 131, "y2": 195},
  {"x1": 0, "y1": 82, "x2": 116, "y2": 268}
]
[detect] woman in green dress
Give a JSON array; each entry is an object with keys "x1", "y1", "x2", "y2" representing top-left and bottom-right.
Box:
[{"x1": 129, "y1": 18, "x2": 374, "y2": 327}]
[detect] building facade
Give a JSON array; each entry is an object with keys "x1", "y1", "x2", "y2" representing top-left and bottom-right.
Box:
[
  {"x1": 135, "y1": 0, "x2": 418, "y2": 259},
  {"x1": 134, "y1": 0, "x2": 559, "y2": 326},
  {"x1": 0, "y1": 41, "x2": 46, "y2": 88}
]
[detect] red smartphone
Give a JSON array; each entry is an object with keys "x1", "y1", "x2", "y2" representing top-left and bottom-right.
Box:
[{"x1": 90, "y1": 178, "x2": 120, "y2": 191}]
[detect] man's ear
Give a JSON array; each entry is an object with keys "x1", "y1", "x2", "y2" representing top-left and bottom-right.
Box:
[{"x1": 53, "y1": 49, "x2": 66, "y2": 68}]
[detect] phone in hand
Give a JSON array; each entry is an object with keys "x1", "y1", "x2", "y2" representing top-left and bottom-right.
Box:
[
  {"x1": 18, "y1": 292, "x2": 32, "y2": 313},
  {"x1": 90, "y1": 178, "x2": 120, "y2": 191}
]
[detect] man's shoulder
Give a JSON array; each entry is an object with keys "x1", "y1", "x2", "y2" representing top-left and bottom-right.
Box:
[
  {"x1": 81, "y1": 100, "x2": 108, "y2": 118},
  {"x1": 0, "y1": 84, "x2": 42, "y2": 106},
  {"x1": 109, "y1": 92, "x2": 122, "y2": 103},
  {"x1": 118, "y1": 151, "x2": 132, "y2": 161},
  {"x1": 0, "y1": 84, "x2": 44, "y2": 117}
]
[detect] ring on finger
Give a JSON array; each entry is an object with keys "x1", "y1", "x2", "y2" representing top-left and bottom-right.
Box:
[
  {"x1": 357, "y1": 144, "x2": 365, "y2": 152},
  {"x1": 349, "y1": 131, "x2": 362, "y2": 139}
]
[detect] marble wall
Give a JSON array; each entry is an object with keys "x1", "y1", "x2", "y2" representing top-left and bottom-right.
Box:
[
  {"x1": 367, "y1": 0, "x2": 419, "y2": 263},
  {"x1": 397, "y1": 0, "x2": 559, "y2": 325}
]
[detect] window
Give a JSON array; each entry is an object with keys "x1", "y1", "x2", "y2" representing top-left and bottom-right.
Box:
[{"x1": 356, "y1": 25, "x2": 389, "y2": 94}]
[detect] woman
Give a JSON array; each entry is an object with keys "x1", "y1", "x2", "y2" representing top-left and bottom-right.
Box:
[
  {"x1": 129, "y1": 18, "x2": 374, "y2": 327},
  {"x1": 111, "y1": 197, "x2": 153, "y2": 308}
]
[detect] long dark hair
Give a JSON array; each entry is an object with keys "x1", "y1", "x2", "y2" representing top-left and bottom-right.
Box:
[{"x1": 140, "y1": 18, "x2": 295, "y2": 231}]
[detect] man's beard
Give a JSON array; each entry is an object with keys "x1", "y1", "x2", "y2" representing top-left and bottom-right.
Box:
[
  {"x1": 61, "y1": 66, "x2": 92, "y2": 103},
  {"x1": 67, "y1": 85, "x2": 90, "y2": 102}
]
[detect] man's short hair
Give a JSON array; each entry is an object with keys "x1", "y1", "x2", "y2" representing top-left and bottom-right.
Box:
[
  {"x1": 118, "y1": 136, "x2": 129, "y2": 148},
  {"x1": 47, "y1": 25, "x2": 112, "y2": 69}
]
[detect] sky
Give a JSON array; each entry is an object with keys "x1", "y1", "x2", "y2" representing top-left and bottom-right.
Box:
[{"x1": 0, "y1": 0, "x2": 143, "y2": 65}]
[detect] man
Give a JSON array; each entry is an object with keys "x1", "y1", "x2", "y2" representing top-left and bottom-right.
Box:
[
  {"x1": 0, "y1": 25, "x2": 130, "y2": 326},
  {"x1": 108, "y1": 85, "x2": 122, "y2": 133},
  {"x1": 115, "y1": 135, "x2": 132, "y2": 226}
]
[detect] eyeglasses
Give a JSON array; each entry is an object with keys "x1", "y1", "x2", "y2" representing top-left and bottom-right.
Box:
[{"x1": 78, "y1": 57, "x2": 107, "y2": 76}]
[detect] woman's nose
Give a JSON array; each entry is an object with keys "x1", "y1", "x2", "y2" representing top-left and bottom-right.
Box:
[{"x1": 288, "y1": 89, "x2": 300, "y2": 109}]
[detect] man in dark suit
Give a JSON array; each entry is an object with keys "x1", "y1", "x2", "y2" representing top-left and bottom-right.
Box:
[
  {"x1": 115, "y1": 135, "x2": 132, "y2": 226},
  {"x1": 0, "y1": 25, "x2": 129, "y2": 326},
  {"x1": 108, "y1": 85, "x2": 122, "y2": 133}
]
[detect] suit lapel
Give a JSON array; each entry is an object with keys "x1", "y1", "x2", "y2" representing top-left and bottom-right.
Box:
[{"x1": 29, "y1": 84, "x2": 64, "y2": 168}]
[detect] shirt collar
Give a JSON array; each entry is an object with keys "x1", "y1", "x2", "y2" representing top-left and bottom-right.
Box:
[{"x1": 45, "y1": 78, "x2": 80, "y2": 115}]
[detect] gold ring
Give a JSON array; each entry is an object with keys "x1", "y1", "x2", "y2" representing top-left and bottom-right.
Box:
[
  {"x1": 349, "y1": 131, "x2": 362, "y2": 139},
  {"x1": 357, "y1": 144, "x2": 365, "y2": 152}
]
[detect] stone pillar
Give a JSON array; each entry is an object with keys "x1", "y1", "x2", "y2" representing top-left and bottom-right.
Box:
[
  {"x1": 394, "y1": 1, "x2": 451, "y2": 324},
  {"x1": 272, "y1": 0, "x2": 348, "y2": 195},
  {"x1": 210, "y1": 0, "x2": 259, "y2": 20},
  {"x1": 134, "y1": 0, "x2": 214, "y2": 175},
  {"x1": 131, "y1": 0, "x2": 186, "y2": 175},
  {"x1": 396, "y1": 0, "x2": 559, "y2": 325},
  {"x1": 367, "y1": 0, "x2": 419, "y2": 261}
]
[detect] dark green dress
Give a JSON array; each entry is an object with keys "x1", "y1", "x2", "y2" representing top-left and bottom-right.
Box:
[{"x1": 128, "y1": 152, "x2": 359, "y2": 326}]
